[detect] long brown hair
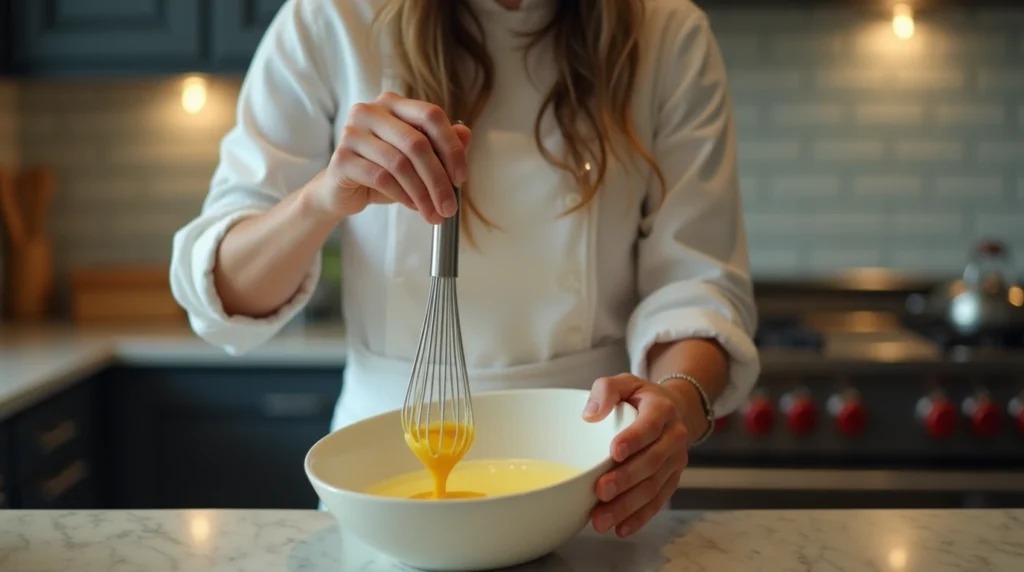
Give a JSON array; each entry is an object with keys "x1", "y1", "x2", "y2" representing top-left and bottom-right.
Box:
[{"x1": 372, "y1": 0, "x2": 666, "y2": 241}]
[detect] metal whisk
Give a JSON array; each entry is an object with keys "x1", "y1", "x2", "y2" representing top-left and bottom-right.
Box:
[{"x1": 401, "y1": 184, "x2": 474, "y2": 461}]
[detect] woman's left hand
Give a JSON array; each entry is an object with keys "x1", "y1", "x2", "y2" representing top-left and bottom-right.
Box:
[{"x1": 582, "y1": 373, "x2": 692, "y2": 537}]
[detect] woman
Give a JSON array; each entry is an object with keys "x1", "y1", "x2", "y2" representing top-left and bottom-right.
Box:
[{"x1": 170, "y1": 0, "x2": 759, "y2": 538}]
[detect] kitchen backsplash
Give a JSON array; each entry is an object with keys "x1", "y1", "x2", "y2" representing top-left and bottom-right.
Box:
[
  {"x1": 0, "y1": 82, "x2": 18, "y2": 168},
  {"x1": 5, "y1": 6, "x2": 1024, "y2": 283}
]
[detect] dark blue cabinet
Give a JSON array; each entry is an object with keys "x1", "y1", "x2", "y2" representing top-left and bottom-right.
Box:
[
  {"x1": 100, "y1": 366, "x2": 342, "y2": 509},
  {"x1": 211, "y1": 0, "x2": 286, "y2": 68},
  {"x1": 0, "y1": 0, "x2": 10, "y2": 73},
  {"x1": 4, "y1": 0, "x2": 291, "y2": 75},
  {"x1": 0, "y1": 423, "x2": 9, "y2": 507},
  {"x1": 2, "y1": 381, "x2": 98, "y2": 509},
  {"x1": 10, "y1": 0, "x2": 204, "y2": 75}
]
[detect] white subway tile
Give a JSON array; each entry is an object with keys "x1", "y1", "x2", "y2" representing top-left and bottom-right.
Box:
[
  {"x1": 744, "y1": 213, "x2": 806, "y2": 235},
  {"x1": 715, "y1": 33, "x2": 763, "y2": 59},
  {"x1": 855, "y1": 104, "x2": 924, "y2": 125},
  {"x1": 772, "y1": 175, "x2": 842, "y2": 198},
  {"x1": 738, "y1": 140, "x2": 802, "y2": 161},
  {"x1": 749, "y1": 249, "x2": 802, "y2": 273},
  {"x1": 812, "y1": 139, "x2": 885, "y2": 161},
  {"x1": 896, "y1": 69, "x2": 966, "y2": 90},
  {"x1": 28, "y1": 145, "x2": 102, "y2": 168},
  {"x1": 109, "y1": 141, "x2": 221, "y2": 165},
  {"x1": 147, "y1": 177, "x2": 214, "y2": 198},
  {"x1": 977, "y1": 69, "x2": 1024, "y2": 90},
  {"x1": 852, "y1": 175, "x2": 924, "y2": 196},
  {"x1": 816, "y1": 68, "x2": 887, "y2": 90},
  {"x1": 934, "y1": 176, "x2": 1005, "y2": 200},
  {"x1": 732, "y1": 105, "x2": 760, "y2": 128},
  {"x1": 975, "y1": 212, "x2": 1024, "y2": 238},
  {"x1": 935, "y1": 104, "x2": 1007, "y2": 127},
  {"x1": 889, "y1": 249, "x2": 972, "y2": 272},
  {"x1": 770, "y1": 104, "x2": 846, "y2": 126},
  {"x1": 729, "y1": 68, "x2": 804, "y2": 92},
  {"x1": 1017, "y1": 178, "x2": 1024, "y2": 201},
  {"x1": 769, "y1": 33, "x2": 845, "y2": 57},
  {"x1": 977, "y1": 141, "x2": 1024, "y2": 164},
  {"x1": 894, "y1": 140, "x2": 964, "y2": 162},
  {"x1": 810, "y1": 213, "x2": 886, "y2": 234},
  {"x1": 821, "y1": 68, "x2": 964, "y2": 90},
  {"x1": 809, "y1": 249, "x2": 881, "y2": 268},
  {"x1": 887, "y1": 213, "x2": 963, "y2": 235}
]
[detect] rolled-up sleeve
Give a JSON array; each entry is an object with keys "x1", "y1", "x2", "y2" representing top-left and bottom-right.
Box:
[
  {"x1": 626, "y1": 9, "x2": 760, "y2": 417},
  {"x1": 169, "y1": 0, "x2": 336, "y2": 355}
]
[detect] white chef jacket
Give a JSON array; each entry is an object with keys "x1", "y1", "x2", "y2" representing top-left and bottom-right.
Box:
[{"x1": 169, "y1": 0, "x2": 760, "y2": 433}]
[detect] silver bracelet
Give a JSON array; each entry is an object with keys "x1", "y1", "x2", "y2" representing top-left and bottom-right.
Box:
[{"x1": 656, "y1": 373, "x2": 715, "y2": 446}]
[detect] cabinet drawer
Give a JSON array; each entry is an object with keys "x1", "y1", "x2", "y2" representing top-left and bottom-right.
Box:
[
  {"x1": 15, "y1": 384, "x2": 94, "y2": 482},
  {"x1": 19, "y1": 458, "x2": 96, "y2": 509}
]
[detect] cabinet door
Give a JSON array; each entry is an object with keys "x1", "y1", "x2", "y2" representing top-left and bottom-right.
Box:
[
  {"x1": 0, "y1": 422, "x2": 10, "y2": 508},
  {"x1": 11, "y1": 0, "x2": 203, "y2": 74},
  {"x1": 210, "y1": 0, "x2": 286, "y2": 69},
  {"x1": 102, "y1": 366, "x2": 342, "y2": 509},
  {"x1": 0, "y1": 0, "x2": 11, "y2": 74}
]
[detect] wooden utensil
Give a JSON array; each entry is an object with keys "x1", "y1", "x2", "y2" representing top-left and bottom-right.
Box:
[
  {"x1": 1, "y1": 167, "x2": 55, "y2": 322},
  {"x1": 0, "y1": 170, "x2": 26, "y2": 246}
]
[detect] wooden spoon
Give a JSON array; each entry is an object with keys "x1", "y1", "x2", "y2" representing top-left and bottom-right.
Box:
[
  {"x1": 23, "y1": 169, "x2": 54, "y2": 237},
  {"x1": 0, "y1": 170, "x2": 27, "y2": 246}
]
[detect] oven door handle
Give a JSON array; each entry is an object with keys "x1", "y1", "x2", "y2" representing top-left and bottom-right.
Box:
[{"x1": 678, "y1": 468, "x2": 1024, "y2": 492}]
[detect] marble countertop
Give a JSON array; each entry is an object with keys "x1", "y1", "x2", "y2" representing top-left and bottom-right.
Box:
[
  {"x1": 0, "y1": 323, "x2": 347, "y2": 422},
  {"x1": 1, "y1": 508, "x2": 1022, "y2": 571}
]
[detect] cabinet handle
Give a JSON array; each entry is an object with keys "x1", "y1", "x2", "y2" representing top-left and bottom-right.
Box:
[
  {"x1": 262, "y1": 393, "x2": 333, "y2": 418},
  {"x1": 38, "y1": 459, "x2": 89, "y2": 501},
  {"x1": 37, "y1": 419, "x2": 78, "y2": 453},
  {"x1": 0, "y1": 491, "x2": 5, "y2": 507}
]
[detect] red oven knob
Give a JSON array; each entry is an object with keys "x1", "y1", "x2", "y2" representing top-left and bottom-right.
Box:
[
  {"x1": 780, "y1": 392, "x2": 816, "y2": 435},
  {"x1": 1008, "y1": 397, "x2": 1024, "y2": 435},
  {"x1": 828, "y1": 393, "x2": 867, "y2": 437},
  {"x1": 917, "y1": 396, "x2": 956, "y2": 439},
  {"x1": 962, "y1": 394, "x2": 1001, "y2": 438},
  {"x1": 742, "y1": 396, "x2": 775, "y2": 436},
  {"x1": 714, "y1": 414, "x2": 730, "y2": 431}
]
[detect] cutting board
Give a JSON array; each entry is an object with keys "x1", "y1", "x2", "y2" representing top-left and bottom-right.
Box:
[{"x1": 69, "y1": 266, "x2": 187, "y2": 324}]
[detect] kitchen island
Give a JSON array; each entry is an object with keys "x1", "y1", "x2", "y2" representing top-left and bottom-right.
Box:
[{"x1": 1, "y1": 508, "x2": 1022, "y2": 571}]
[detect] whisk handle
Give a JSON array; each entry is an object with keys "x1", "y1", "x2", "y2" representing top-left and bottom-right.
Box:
[{"x1": 431, "y1": 185, "x2": 460, "y2": 277}]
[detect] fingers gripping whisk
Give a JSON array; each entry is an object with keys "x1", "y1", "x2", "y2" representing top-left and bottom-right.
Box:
[{"x1": 402, "y1": 185, "x2": 474, "y2": 463}]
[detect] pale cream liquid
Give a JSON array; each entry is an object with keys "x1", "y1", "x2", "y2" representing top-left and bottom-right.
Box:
[{"x1": 365, "y1": 459, "x2": 582, "y2": 500}]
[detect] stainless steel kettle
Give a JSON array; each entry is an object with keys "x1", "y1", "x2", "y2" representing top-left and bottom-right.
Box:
[{"x1": 905, "y1": 240, "x2": 1024, "y2": 335}]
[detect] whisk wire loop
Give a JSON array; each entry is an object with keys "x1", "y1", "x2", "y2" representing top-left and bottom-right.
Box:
[{"x1": 401, "y1": 184, "x2": 473, "y2": 459}]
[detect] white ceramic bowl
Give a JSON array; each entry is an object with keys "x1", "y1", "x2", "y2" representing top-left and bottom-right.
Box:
[{"x1": 305, "y1": 387, "x2": 637, "y2": 571}]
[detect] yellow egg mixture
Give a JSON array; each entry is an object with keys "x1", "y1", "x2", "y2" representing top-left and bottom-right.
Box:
[{"x1": 365, "y1": 421, "x2": 580, "y2": 500}]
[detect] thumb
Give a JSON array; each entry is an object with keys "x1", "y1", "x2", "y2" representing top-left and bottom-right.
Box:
[
  {"x1": 583, "y1": 374, "x2": 644, "y2": 422},
  {"x1": 453, "y1": 123, "x2": 473, "y2": 150}
]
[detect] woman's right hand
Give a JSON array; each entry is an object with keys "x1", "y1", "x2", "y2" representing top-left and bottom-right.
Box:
[{"x1": 303, "y1": 91, "x2": 472, "y2": 225}]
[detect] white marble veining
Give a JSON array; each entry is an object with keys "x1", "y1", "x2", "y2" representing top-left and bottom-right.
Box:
[
  {"x1": 0, "y1": 508, "x2": 1022, "y2": 571},
  {"x1": 0, "y1": 324, "x2": 347, "y2": 422}
]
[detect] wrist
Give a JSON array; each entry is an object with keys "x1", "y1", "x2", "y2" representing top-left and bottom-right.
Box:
[
  {"x1": 660, "y1": 377, "x2": 712, "y2": 446},
  {"x1": 297, "y1": 171, "x2": 351, "y2": 225}
]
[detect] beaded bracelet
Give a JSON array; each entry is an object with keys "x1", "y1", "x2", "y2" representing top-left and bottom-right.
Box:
[{"x1": 656, "y1": 373, "x2": 715, "y2": 446}]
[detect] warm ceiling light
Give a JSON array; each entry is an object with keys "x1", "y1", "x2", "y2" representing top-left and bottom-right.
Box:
[
  {"x1": 892, "y1": 4, "x2": 915, "y2": 40},
  {"x1": 181, "y1": 75, "x2": 208, "y2": 114}
]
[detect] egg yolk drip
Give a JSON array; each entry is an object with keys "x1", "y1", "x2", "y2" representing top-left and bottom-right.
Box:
[{"x1": 403, "y1": 421, "x2": 476, "y2": 499}]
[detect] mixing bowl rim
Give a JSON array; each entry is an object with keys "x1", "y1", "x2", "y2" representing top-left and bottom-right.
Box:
[{"x1": 304, "y1": 387, "x2": 638, "y2": 505}]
